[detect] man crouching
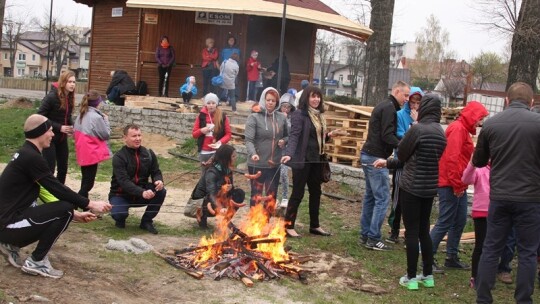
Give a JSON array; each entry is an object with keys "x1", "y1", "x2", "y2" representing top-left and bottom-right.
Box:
[{"x1": 0, "y1": 114, "x2": 111, "y2": 278}]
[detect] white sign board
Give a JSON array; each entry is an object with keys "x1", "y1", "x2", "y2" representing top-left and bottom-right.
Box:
[
  {"x1": 195, "y1": 11, "x2": 233, "y2": 25},
  {"x1": 112, "y1": 7, "x2": 123, "y2": 17}
]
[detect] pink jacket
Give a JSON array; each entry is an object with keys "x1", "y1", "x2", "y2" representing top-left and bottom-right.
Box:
[
  {"x1": 74, "y1": 107, "x2": 111, "y2": 166},
  {"x1": 461, "y1": 162, "x2": 490, "y2": 218}
]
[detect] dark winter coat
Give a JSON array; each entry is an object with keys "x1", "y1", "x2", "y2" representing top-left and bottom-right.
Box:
[
  {"x1": 191, "y1": 165, "x2": 233, "y2": 206},
  {"x1": 109, "y1": 146, "x2": 163, "y2": 199},
  {"x1": 473, "y1": 101, "x2": 540, "y2": 202},
  {"x1": 361, "y1": 95, "x2": 401, "y2": 158},
  {"x1": 388, "y1": 94, "x2": 447, "y2": 198},
  {"x1": 106, "y1": 70, "x2": 136, "y2": 95},
  {"x1": 37, "y1": 84, "x2": 73, "y2": 141}
]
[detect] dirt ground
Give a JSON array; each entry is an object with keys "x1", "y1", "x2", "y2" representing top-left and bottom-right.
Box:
[{"x1": 0, "y1": 134, "x2": 377, "y2": 304}]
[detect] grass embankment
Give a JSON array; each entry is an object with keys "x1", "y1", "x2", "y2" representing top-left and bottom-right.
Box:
[{"x1": 0, "y1": 108, "x2": 523, "y2": 303}]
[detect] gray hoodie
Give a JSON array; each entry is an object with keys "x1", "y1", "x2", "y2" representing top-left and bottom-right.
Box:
[{"x1": 245, "y1": 87, "x2": 289, "y2": 168}]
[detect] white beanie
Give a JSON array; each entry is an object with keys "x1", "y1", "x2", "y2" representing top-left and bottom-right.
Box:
[{"x1": 204, "y1": 93, "x2": 219, "y2": 105}]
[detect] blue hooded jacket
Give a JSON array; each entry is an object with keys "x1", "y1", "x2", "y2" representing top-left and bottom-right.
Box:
[
  {"x1": 180, "y1": 76, "x2": 198, "y2": 95},
  {"x1": 396, "y1": 86, "x2": 423, "y2": 139}
]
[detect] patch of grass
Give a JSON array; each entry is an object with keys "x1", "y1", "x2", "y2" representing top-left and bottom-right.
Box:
[
  {"x1": 0, "y1": 108, "x2": 35, "y2": 162},
  {"x1": 178, "y1": 137, "x2": 197, "y2": 157}
]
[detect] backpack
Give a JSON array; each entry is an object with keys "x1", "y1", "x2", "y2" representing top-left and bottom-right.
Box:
[{"x1": 136, "y1": 81, "x2": 148, "y2": 96}]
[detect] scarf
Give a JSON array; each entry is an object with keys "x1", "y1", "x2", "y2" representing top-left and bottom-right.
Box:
[{"x1": 307, "y1": 107, "x2": 327, "y2": 155}]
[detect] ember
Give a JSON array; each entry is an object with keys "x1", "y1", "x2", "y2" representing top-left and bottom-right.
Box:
[{"x1": 156, "y1": 201, "x2": 307, "y2": 286}]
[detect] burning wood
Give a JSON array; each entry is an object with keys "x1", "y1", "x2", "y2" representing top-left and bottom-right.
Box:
[{"x1": 155, "y1": 203, "x2": 308, "y2": 286}]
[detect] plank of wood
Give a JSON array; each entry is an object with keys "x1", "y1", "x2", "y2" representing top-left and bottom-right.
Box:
[{"x1": 325, "y1": 101, "x2": 373, "y2": 117}]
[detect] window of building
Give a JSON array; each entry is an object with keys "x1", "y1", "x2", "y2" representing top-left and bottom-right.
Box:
[
  {"x1": 18, "y1": 53, "x2": 26, "y2": 61},
  {"x1": 339, "y1": 75, "x2": 343, "y2": 83},
  {"x1": 32, "y1": 54, "x2": 36, "y2": 61},
  {"x1": 17, "y1": 68, "x2": 25, "y2": 76},
  {"x1": 85, "y1": 52, "x2": 90, "y2": 60},
  {"x1": 3, "y1": 53, "x2": 7, "y2": 60},
  {"x1": 34, "y1": 70, "x2": 39, "y2": 77}
]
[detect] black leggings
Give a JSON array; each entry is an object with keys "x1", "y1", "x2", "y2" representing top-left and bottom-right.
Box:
[
  {"x1": 42, "y1": 137, "x2": 69, "y2": 184},
  {"x1": 79, "y1": 164, "x2": 98, "y2": 198},
  {"x1": 472, "y1": 217, "x2": 487, "y2": 279},
  {"x1": 182, "y1": 92, "x2": 193, "y2": 103},
  {"x1": 285, "y1": 162, "x2": 323, "y2": 229},
  {"x1": 400, "y1": 189, "x2": 434, "y2": 279},
  {"x1": 0, "y1": 201, "x2": 73, "y2": 261}
]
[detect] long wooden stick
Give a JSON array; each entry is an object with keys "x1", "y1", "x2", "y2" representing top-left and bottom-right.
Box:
[{"x1": 153, "y1": 250, "x2": 204, "y2": 279}]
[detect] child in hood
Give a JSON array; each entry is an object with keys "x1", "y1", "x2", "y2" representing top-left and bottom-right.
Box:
[
  {"x1": 180, "y1": 76, "x2": 198, "y2": 104},
  {"x1": 278, "y1": 93, "x2": 296, "y2": 209}
]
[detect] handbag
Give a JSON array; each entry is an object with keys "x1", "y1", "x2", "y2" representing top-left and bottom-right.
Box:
[
  {"x1": 320, "y1": 153, "x2": 331, "y2": 183},
  {"x1": 184, "y1": 197, "x2": 204, "y2": 218},
  {"x1": 211, "y1": 75, "x2": 223, "y2": 87}
]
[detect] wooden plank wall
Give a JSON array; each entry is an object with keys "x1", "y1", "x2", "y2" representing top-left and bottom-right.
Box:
[
  {"x1": 88, "y1": 0, "x2": 140, "y2": 95},
  {"x1": 0, "y1": 77, "x2": 88, "y2": 94}
]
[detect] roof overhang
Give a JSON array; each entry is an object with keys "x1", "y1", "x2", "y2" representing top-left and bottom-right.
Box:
[{"x1": 125, "y1": 0, "x2": 372, "y2": 41}]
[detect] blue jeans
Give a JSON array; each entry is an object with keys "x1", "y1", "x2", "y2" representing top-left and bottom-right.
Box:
[
  {"x1": 360, "y1": 152, "x2": 390, "y2": 241},
  {"x1": 430, "y1": 187, "x2": 468, "y2": 255},
  {"x1": 476, "y1": 201, "x2": 540, "y2": 304},
  {"x1": 248, "y1": 81, "x2": 258, "y2": 101},
  {"x1": 110, "y1": 189, "x2": 166, "y2": 224},
  {"x1": 222, "y1": 88, "x2": 237, "y2": 111}
]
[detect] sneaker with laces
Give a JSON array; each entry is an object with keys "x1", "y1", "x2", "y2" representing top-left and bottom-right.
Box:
[
  {"x1": 416, "y1": 274, "x2": 435, "y2": 288},
  {"x1": 366, "y1": 239, "x2": 392, "y2": 251},
  {"x1": 21, "y1": 256, "x2": 64, "y2": 279},
  {"x1": 0, "y1": 242, "x2": 23, "y2": 268},
  {"x1": 432, "y1": 260, "x2": 445, "y2": 274},
  {"x1": 399, "y1": 275, "x2": 419, "y2": 290}
]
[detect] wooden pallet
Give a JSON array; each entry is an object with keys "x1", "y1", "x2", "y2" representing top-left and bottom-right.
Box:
[
  {"x1": 229, "y1": 124, "x2": 245, "y2": 138},
  {"x1": 326, "y1": 152, "x2": 360, "y2": 167}
]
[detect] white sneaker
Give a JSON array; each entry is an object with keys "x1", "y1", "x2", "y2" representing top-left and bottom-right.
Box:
[
  {"x1": 0, "y1": 242, "x2": 22, "y2": 268},
  {"x1": 21, "y1": 256, "x2": 64, "y2": 279},
  {"x1": 280, "y1": 199, "x2": 288, "y2": 208}
]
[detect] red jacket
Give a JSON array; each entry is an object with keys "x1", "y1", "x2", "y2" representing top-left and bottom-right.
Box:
[
  {"x1": 246, "y1": 57, "x2": 261, "y2": 81},
  {"x1": 438, "y1": 101, "x2": 488, "y2": 193},
  {"x1": 201, "y1": 47, "x2": 219, "y2": 69}
]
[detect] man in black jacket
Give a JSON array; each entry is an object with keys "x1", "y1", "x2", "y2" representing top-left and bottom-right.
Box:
[
  {"x1": 106, "y1": 70, "x2": 137, "y2": 106},
  {"x1": 109, "y1": 124, "x2": 166, "y2": 234},
  {"x1": 473, "y1": 82, "x2": 540, "y2": 303},
  {"x1": 0, "y1": 114, "x2": 111, "y2": 278},
  {"x1": 359, "y1": 81, "x2": 410, "y2": 251}
]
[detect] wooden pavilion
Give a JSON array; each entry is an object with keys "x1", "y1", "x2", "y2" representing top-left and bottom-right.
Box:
[{"x1": 73, "y1": 0, "x2": 372, "y2": 100}]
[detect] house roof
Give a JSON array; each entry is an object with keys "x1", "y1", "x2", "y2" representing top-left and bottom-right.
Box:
[
  {"x1": 123, "y1": 0, "x2": 372, "y2": 40},
  {"x1": 20, "y1": 31, "x2": 49, "y2": 42},
  {"x1": 388, "y1": 68, "x2": 411, "y2": 90},
  {"x1": 19, "y1": 40, "x2": 48, "y2": 56}
]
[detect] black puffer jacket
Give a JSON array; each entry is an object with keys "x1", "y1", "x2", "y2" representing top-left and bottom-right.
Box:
[
  {"x1": 361, "y1": 95, "x2": 401, "y2": 158},
  {"x1": 389, "y1": 94, "x2": 446, "y2": 198},
  {"x1": 38, "y1": 85, "x2": 73, "y2": 138}
]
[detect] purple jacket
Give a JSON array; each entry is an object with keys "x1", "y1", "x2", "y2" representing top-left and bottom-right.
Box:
[{"x1": 155, "y1": 46, "x2": 175, "y2": 66}]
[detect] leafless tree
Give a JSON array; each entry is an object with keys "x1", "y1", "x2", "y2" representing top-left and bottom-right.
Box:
[
  {"x1": 3, "y1": 15, "x2": 26, "y2": 77},
  {"x1": 473, "y1": 0, "x2": 521, "y2": 36},
  {"x1": 315, "y1": 31, "x2": 339, "y2": 95},
  {"x1": 362, "y1": 0, "x2": 395, "y2": 106},
  {"x1": 344, "y1": 39, "x2": 366, "y2": 98},
  {"x1": 0, "y1": 0, "x2": 6, "y2": 38}
]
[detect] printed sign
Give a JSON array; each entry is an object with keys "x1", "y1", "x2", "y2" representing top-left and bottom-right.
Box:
[
  {"x1": 145, "y1": 13, "x2": 158, "y2": 24},
  {"x1": 112, "y1": 7, "x2": 123, "y2": 17},
  {"x1": 195, "y1": 11, "x2": 233, "y2": 25}
]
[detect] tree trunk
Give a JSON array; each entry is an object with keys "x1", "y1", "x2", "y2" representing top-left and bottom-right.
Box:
[
  {"x1": 0, "y1": 0, "x2": 5, "y2": 39},
  {"x1": 506, "y1": 0, "x2": 540, "y2": 92},
  {"x1": 362, "y1": 0, "x2": 395, "y2": 105}
]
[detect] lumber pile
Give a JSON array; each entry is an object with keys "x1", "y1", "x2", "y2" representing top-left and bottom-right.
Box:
[
  {"x1": 323, "y1": 101, "x2": 373, "y2": 167},
  {"x1": 441, "y1": 107, "x2": 464, "y2": 124},
  {"x1": 125, "y1": 95, "x2": 200, "y2": 113}
]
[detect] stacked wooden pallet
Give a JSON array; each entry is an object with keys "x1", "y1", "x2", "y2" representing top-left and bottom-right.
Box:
[
  {"x1": 441, "y1": 106, "x2": 464, "y2": 124},
  {"x1": 324, "y1": 101, "x2": 373, "y2": 167},
  {"x1": 124, "y1": 95, "x2": 200, "y2": 113}
]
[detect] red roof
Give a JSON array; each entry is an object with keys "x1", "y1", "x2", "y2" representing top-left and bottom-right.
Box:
[{"x1": 263, "y1": 0, "x2": 338, "y2": 15}]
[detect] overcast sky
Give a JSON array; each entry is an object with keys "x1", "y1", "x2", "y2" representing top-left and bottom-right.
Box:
[{"x1": 9, "y1": 0, "x2": 509, "y2": 61}]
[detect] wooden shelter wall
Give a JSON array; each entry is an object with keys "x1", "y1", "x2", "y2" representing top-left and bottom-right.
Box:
[
  {"x1": 139, "y1": 10, "x2": 249, "y2": 98},
  {"x1": 89, "y1": 0, "x2": 140, "y2": 95}
]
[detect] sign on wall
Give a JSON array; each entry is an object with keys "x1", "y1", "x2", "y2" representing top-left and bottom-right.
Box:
[
  {"x1": 112, "y1": 7, "x2": 123, "y2": 17},
  {"x1": 195, "y1": 12, "x2": 233, "y2": 25},
  {"x1": 145, "y1": 13, "x2": 158, "y2": 24}
]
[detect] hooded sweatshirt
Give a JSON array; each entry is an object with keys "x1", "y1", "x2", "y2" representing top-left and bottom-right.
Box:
[
  {"x1": 220, "y1": 58, "x2": 239, "y2": 90},
  {"x1": 180, "y1": 76, "x2": 198, "y2": 95},
  {"x1": 244, "y1": 87, "x2": 289, "y2": 168},
  {"x1": 396, "y1": 86, "x2": 424, "y2": 139},
  {"x1": 438, "y1": 101, "x2": 488, "y2": 193}
]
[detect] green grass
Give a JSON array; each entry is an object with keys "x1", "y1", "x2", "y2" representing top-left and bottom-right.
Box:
[{"x1": 0, "y1": 107, "x2": 529, "y2": 303}]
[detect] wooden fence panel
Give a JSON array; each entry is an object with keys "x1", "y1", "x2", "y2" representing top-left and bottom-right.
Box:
[{"x1": 0, "y1": 77, "x2": 88, "y2": 94}]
